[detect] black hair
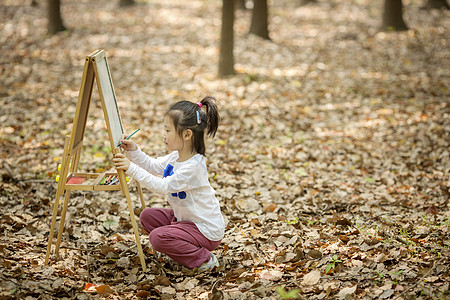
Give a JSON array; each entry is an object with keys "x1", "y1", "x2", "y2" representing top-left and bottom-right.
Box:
[{"x1": 165, "y1": 96, "x2": 220, "y2": 155}]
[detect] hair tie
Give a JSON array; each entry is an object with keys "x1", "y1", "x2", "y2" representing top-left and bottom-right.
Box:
[
  {"x1": 196, "y1": 111, "x2": 201, "y2": 124},
  {"x1": 197, "y1": 102, "x2": 203, "y2": 107}
]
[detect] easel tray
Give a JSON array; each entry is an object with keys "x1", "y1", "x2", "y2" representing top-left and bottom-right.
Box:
[{"x1": 65, "y1": 172, "x2": 133, "y2": 191}]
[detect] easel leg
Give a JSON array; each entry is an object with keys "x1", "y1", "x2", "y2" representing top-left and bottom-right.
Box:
[
  {"x1": 45, "y1": 189, "x2": 63, "y2": 265},
  {"x1": 136, "y1": 182, "x2": 146, "y2": 209},
  {"x1": 45, "y1": 135, "x2": 71, "y2": 265},
  {"x1": 116, "y1": 168, "x2": 147, "y2": 272},
  {"x1": 55, "y1": 190, "x2": 71, "y2": 258},
  {"x1": 126, "y1": 190, "x2": 147, "y2": 271},
  {"x1": 53, "y1": 151, "x2": 78, "y2": 257}
]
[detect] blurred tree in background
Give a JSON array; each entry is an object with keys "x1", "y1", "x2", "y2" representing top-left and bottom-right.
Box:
[
  {"x1": 382, "y1": 0, "x2": 408, "y2": 31},
  {"x1": 424, "y1": 0, "x2": 449, "y2": 9},
  {"x1": 236, "y1": 0, "x2": 247, "y2": 10},
  {"x1": 47, "y1": 0, "x2": 65, "y2": 35},
  {"x1": 219, "y1": 0, "x2": 236, "y2": 77},
  {"x1": 119, "y1": 0, "x2": 136, "y2": 7},
  {"x1": 42, "y1": 0, "x2": 448, "y2": 78},
  {"x1": 249, "y1": 0, "x2": 270, "y2": 39}
]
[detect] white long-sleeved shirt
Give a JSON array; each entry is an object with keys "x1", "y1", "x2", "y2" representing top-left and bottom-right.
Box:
[{"x1": 125, "y1": 148, "x2": 225, "y2": 241}]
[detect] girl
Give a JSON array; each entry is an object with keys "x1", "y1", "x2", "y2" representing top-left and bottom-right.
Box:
[{"x1": 113, "y1": 96, "x2": 224, "y2": 272}]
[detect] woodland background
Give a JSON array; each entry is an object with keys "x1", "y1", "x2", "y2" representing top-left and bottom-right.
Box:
[{"x1": 0, "y1": 0, "x2": 449, "y2": 299}]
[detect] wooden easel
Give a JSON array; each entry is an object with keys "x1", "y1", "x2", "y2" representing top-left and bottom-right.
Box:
[{"x1": 45, "y1": 50, "x2": 147, "y2": 271}]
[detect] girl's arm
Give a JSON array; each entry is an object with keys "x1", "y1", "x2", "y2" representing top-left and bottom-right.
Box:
[
  {"x1": 126, "y1": 147, "x2": 168, "y2": 176},
  {"x1": 118, "y1": 136, "x2": 167, "y2": 176},
  {"x1": 126, "y1": 162, "x2": 202, "y2": 195}
]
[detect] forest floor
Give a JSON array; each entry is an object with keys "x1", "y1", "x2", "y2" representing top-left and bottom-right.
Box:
[{"x1": 0, "y1": 0, "x2": 449, "y2": 299}]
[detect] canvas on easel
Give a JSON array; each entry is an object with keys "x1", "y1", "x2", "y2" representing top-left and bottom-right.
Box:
[{"x1": 45, "y1": 50, "x2": 147, "y2": 271}]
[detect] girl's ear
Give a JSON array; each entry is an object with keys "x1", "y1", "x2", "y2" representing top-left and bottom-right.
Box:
[{"x1": 183, "y1": 129, "x2": 193, "y2": 141}]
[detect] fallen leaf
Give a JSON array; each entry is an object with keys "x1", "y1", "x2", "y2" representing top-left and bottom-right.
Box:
[
  {"x1": 154, "y1": 276, "x2": 171, "y2": 286},
  {"x1": 259, "y1": 269, "x2": 284, "y2": 281},
  {"x1": 84, "y1": 283, "x2": 96, "y2": 292},
  {"x1": 302, "y1": 269, "x2": 321, "y2": 285},
  {"x1": 307, "y1": 249, "x2": 323, "y2": 259},
  {"x1": 339, "y1": 235, "x2": 350, "y2": 243},
  {"x1": 423, "y1": 276, "x2": 439, "y2": 283},
  {"x1": 379, "y1": 289, "x2": 394, "y2": 299},
  {"x1": 364, "y1": 177, "x2": 375, "y2": 183},
  {"x1": 338, "y1": 285, "x2": 357, "y2": 299},
  {"x1": 335, "y1": 218, "x2": 352, "y2": 226},
  {"x1": 136, "y1": 290, "x2": 151, "y2": 297},
  {"x1": 236, "y1": 198, "x2": 260, "y2": 212},
  {"x1": 96, "y1": 285, "x2": 114, "y2": 296},
  {"x1": 262, "y1": 202, "x2": 277, "y2": 213}
]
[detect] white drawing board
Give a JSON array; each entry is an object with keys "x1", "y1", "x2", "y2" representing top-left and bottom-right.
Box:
[{"x1": 92, "y1": 51, "x2": 124, "y2": 148}]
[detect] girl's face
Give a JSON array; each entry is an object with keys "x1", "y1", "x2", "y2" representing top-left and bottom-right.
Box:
[{"x1": 163, "y1": 116, "x2": 183, "y2": 152}]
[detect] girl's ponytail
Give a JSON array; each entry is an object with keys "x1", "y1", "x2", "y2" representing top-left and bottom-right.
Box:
[{"x1": 198, "y1": 96, "x2": 220, "y2": 138}]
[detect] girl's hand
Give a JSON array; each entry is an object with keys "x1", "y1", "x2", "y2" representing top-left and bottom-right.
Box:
[
  {"x1": 113, "y1": 153, "x2": 131, "y2": 171},
  {"x1": 119, "y1": 134, "x2": 138, "y2": 151}
]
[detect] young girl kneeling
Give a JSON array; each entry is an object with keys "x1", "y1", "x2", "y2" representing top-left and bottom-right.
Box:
[{"x1": 113, "y1": 96, "x2": 224, "y2": 272}]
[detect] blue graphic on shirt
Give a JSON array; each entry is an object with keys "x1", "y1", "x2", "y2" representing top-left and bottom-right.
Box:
[
  {"x1": 163, "y1": 164, "x2": 174, "y2": 178},
  {"x1": 163, "y1": 164, "x2": 186, "y2": 199}
]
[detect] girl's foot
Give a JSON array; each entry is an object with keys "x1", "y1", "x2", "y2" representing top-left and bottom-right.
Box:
[{"x1": 198, "y1": 253, "x2": 219, "y2": 273}]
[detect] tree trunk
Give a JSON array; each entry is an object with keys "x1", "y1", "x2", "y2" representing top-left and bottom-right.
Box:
[
  {"x1": 218, "y1": 0, "x2": 235, "y2": 77},
  {"x1": 236, "y1": 0, "x2": 247, "y2": 10},
  {"x1": 47, "y1": 0, "x2": 66, "y2": 35},
  {"x1": 299, "y1": 0, "x2": 318, "y2": 6},
  {"x1": 424, "y1": 0, "x2": 450, "y2": 9},
  {"x1": 382, "y1": 0, "x2": 408, "y2": 31},
  {"x1": 119, "y1": 0, "x2": 135, "y2": 7},
  {"x1": 249, "y1": 0, "x2": 270, "y2": 39}
]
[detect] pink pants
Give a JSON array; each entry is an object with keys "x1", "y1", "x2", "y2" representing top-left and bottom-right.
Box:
[{"x1": 139, "y1": 207, "x2": 221, "y2": 268}]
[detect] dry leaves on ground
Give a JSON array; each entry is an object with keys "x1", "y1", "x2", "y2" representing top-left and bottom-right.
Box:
[{"x1": 1, "y1": 0, "x2": 449, "y2": 299}]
